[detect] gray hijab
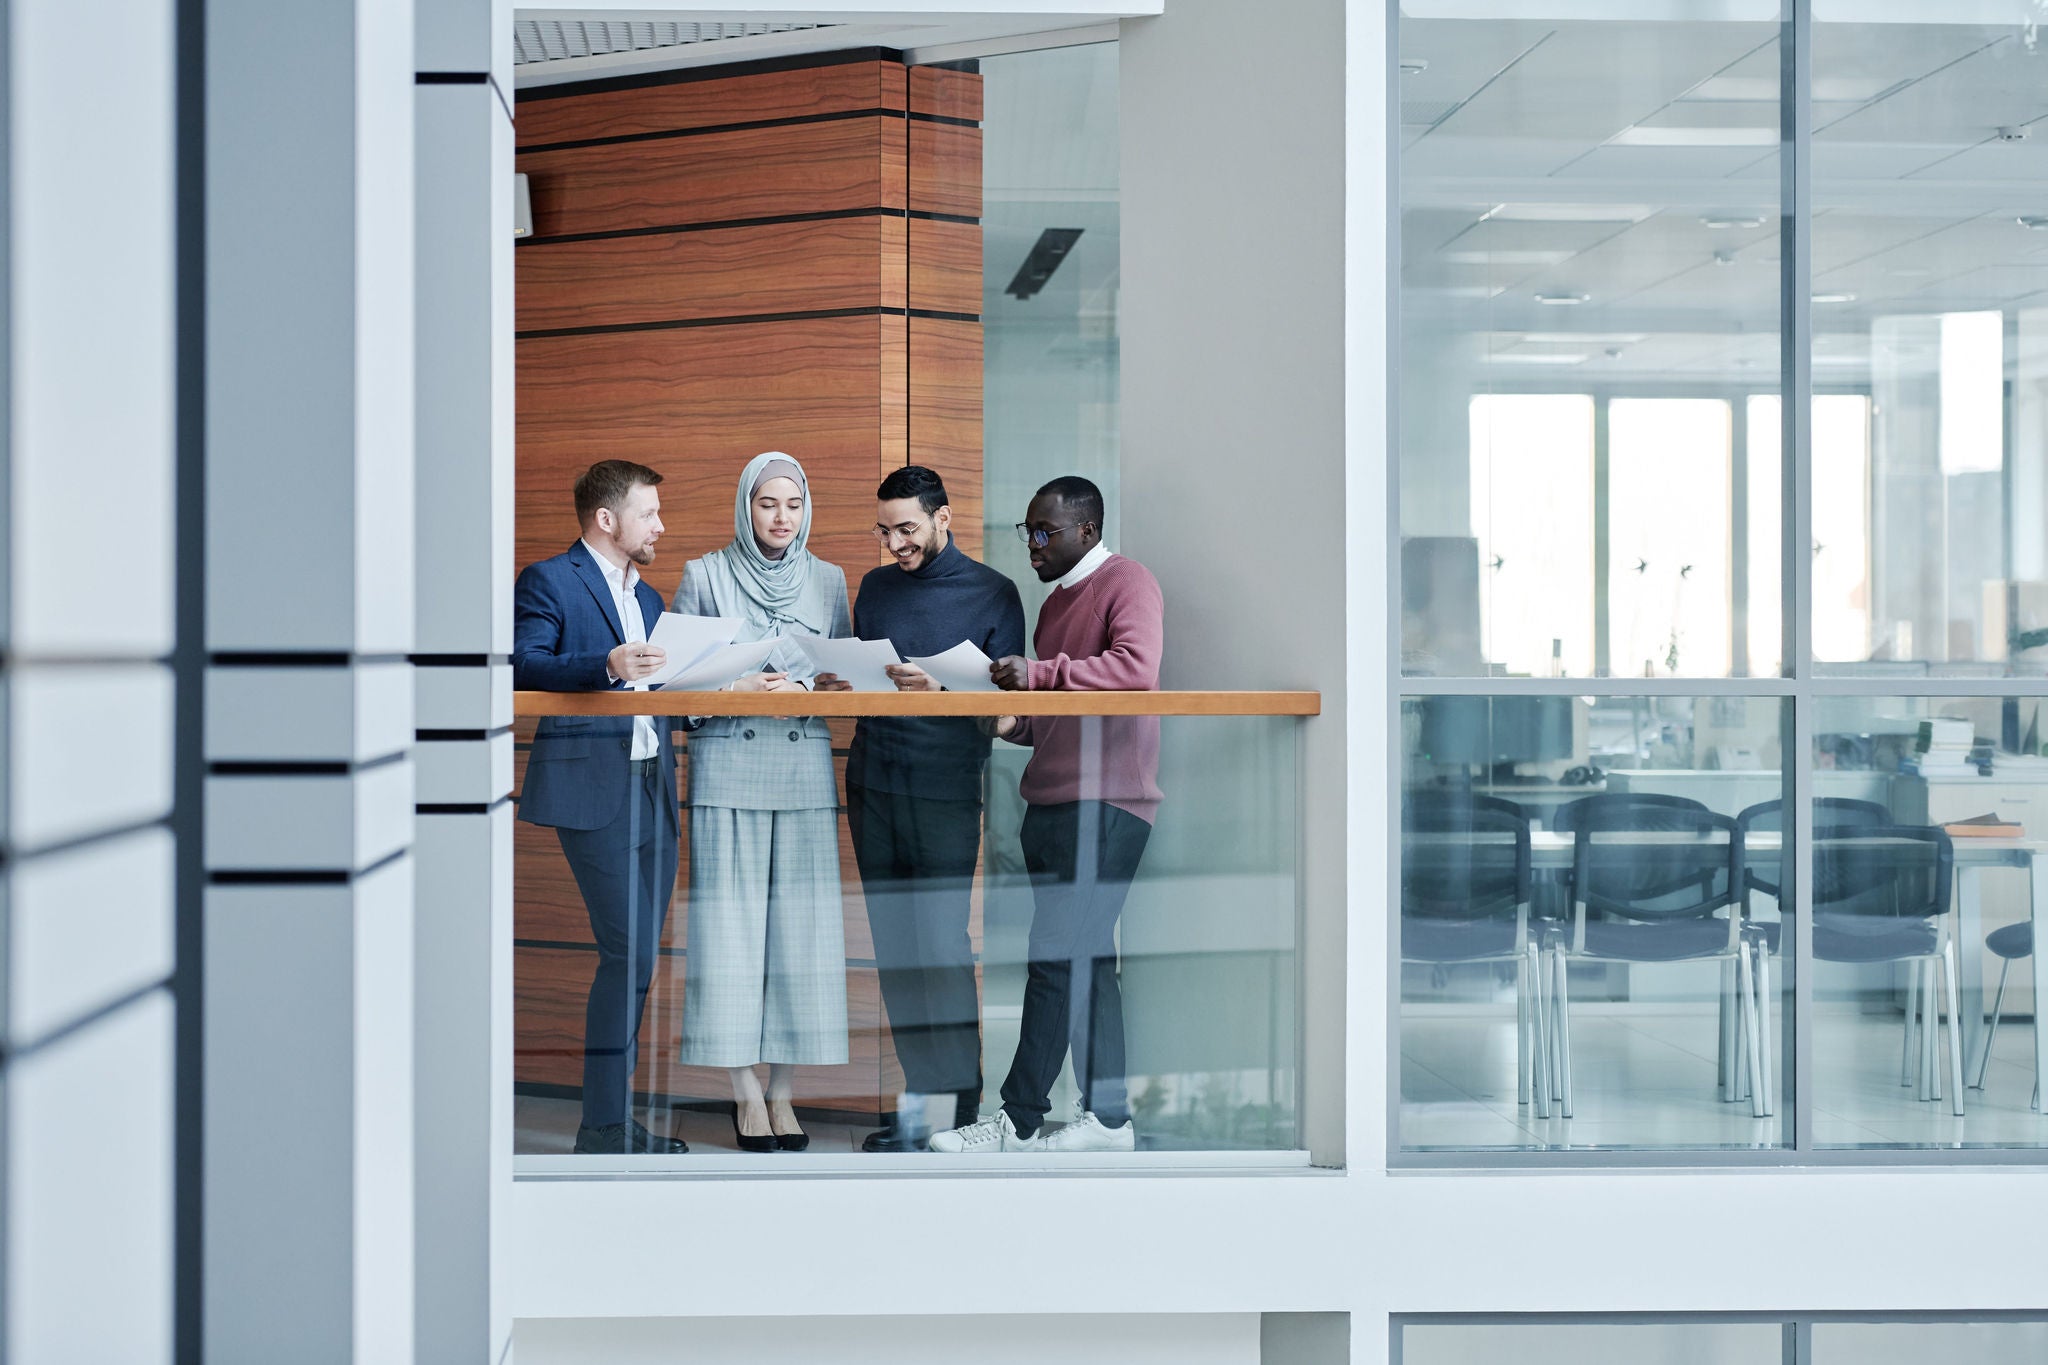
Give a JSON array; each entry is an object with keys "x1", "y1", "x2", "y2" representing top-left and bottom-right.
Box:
[{"x1": 715, "y1": 450, "x2": 825, "y2": 631}]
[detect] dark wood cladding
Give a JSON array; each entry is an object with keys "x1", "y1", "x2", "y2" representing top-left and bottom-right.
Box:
[
  {"x1": 908, "y1": 120, "x2": 981, "y2": 219},
  {"x1": 516, "y1": 61, "x2": 906, "y2": 149},
  {"x1": 911, "y1": 318, "x2": 985, "y2": 558},
  {"x1": 517, "y1": 216, "x2": 895, "y2": 334},
  {"x1": 519, "y1": 116, "x2": 904, "y2": 239},
  {"x1": 515, "y1": 52, "x2": 984, "y2": 1117},
  {"x1": 909, "y1": 217, "x2": 982, "y2": 316},
  {"x1": 909, "y1": 65, "x2": 982, "y2": 123},
  {"x1": 518, "y1": 315, "x2": 892, "y2": 577}
]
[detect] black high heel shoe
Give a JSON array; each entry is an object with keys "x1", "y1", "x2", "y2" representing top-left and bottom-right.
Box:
[
  {"x1": 768, "y1": 1102, "x2": 809, "y2": 1152},
  {"x1": 730, "y1": 1102, "x2": 776, "y2": 1154}
]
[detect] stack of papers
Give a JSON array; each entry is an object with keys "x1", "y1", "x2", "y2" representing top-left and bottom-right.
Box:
[
  {"x1": 793, "y1": 636, "x2": 904, "y2": 691},
  {"x1": 908, "y1": 641, "x2": 1001, "y2": 692},
  {"x1": 636, "y1": 613, "x2": 780, "y2": 691}
]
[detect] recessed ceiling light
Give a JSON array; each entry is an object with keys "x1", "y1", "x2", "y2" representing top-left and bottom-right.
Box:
[
  {"x1": 1701, "y1": 213, "x2": 1768, "y2": 229},
  {"x1": 1519, "y1": 332, "x2": 1647, "y2": 344},
  {"x1": 1400, "y1": 58, "x2": 1428, "y2": 74},
  {"x1": 1534, "y1": 292, "x2": 1590, "y2": 306},
  {"x1": 2019, "y1": 215, "x2": 2048, "y2": 230},
  {"x1": 1611, "y1": 126, "x2": 1778, "y2": 148},
  {"x1": 1811, "y1": 292, "x2": 1857, "y2": 305}
]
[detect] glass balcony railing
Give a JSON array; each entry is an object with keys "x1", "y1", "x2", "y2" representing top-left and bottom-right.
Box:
[{"x1": 510, "y1": 687, "x2": 1316, "y2": 1169}]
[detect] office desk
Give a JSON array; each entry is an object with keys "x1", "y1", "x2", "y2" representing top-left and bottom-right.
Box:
[{"x1": 1519, "y1": 831, "x2": 2048, "y2": 1110}]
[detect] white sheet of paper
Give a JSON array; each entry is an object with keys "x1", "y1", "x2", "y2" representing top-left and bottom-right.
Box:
[
  {"x1": 642, "y1": 613, "x2": 742, "y2": 688},
  {"x1": 656, "y1": 638, "x2": 781, "y2": 691},
  {"x1": 793, "y1": 635, "x2": 903, "y2": 691},
  {"x1": 908, "y1": 640, "x2": 1000, "y2": 692}
]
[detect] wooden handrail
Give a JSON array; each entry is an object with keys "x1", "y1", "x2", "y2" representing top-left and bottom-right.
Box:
[{"x1": 514, "y1": 689, "x2": 1322, "y2": 718}]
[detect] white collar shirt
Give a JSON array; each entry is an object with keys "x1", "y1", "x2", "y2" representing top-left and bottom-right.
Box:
[
  {"x1": 583, "y1": 539, "x2": 659, "y2": 760},
  {"x1": 1054, "y1": 541, "x2": 1113, "y2": 591}
]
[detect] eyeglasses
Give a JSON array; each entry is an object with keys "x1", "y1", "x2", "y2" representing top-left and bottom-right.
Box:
[
  {"x1": 1014, "y1": 522, "x2": 1081, "y2": 550},
  {"x1": 871, "y1": 518, "x2": 933, "y2": 545}
]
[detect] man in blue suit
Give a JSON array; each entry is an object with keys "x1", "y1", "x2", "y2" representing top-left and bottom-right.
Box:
[{"x1": 514, "y1": 460, "x2": 689, "y2": 1155}]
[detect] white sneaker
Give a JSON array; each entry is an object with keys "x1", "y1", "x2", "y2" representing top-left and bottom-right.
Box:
[
  {"x1": 1039, "y1": 1111, "x2": 1136, "y2": 1153},
  {"x1": 926, "y1": 1109, "x2": 1044, "y2": 1153}
]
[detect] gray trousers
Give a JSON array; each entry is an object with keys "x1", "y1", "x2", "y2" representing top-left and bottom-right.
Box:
[{"x1": 679, "y1": 805, "x2": 849, "y2": 1067}]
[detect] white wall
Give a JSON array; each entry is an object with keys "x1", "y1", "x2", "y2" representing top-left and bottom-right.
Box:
[{"x1": 2, "y1": 2, "x2": 178, "y2": 1361}]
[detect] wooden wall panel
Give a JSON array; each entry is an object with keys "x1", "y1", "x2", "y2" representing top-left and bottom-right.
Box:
[
  {"x1": 516, "y1": 61, "x2": 901, "y2": 149},
  {"x1": 517, "y1": 216, "x2": 892, "y2": 333},
  {"x1": 909, "y1": 217, "x2": 982, "y2": 316},
  {"x1": 519, "y1": 116, "x2": 900, "y2": 239},
  {"x1": 907, "y1": 120, "x2": 981, "y2": 218},
  {"x1": 517, "y1": 316, "x2": 889, "y2": 579},
  {"x1": 910, "y1": 318, "x2": 985, "y2": 558},
  {"x1": 909, "y1": 65, "x2": 982, "y2": 123}
]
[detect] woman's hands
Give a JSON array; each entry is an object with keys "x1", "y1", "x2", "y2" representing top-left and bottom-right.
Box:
[{"x1": 727, "y1": 671, "x2": 803, "y2": 693}]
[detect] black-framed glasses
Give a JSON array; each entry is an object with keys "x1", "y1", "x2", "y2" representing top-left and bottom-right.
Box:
[{"x1": 1014, "y1": 522, "x2": 1081, "y2": 549}]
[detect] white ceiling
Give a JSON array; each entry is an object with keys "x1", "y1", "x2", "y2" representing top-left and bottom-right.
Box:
[
  {"x1": 513, "y1": 20, "x2": 833, "y2": 65},
  {"x1": 1402, "y1": 18, "x2": 2048, "y2": 383}
]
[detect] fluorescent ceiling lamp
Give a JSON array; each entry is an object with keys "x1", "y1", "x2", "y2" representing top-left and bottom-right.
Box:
[
  {"x1": 1811, "y1": 292, "x2": 1857, "y2": 304},
  {"x1": 1611, "y1": 126, "x2": 1779, "y2": 147},
  {"x1": 1700, "y1": 213, "x2": 1768, "y2": 229},
  {"x1": 1483, "y1": 203, "x2": 1654, "y2": 223},
  {"x1": 1534, "y1": 291, "x2": 1590, "y2": 306},
  {"x1": 1684, "y1": 75, "x2": 1898, "y2": 103},
  {"x1": 1484, "y1": 352, "x2": 1588, "y2": 365},
  {"x1": 2019, "y1": 215, "x2": 2048, "y2": 231},
  {"x1": 1939, "y1": 309, "x2": 2003, "y2": 475},
  {"x1": 1519, "y1": 332, "x2": 1648, "y2": 344},
  {"x1": 1441, "y1": 249, "x2": 1576, "y2": 265}
]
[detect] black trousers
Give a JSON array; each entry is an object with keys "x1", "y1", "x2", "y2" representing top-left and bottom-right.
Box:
[
  {"x1": 1000, "y1": 800, "x2": 1152, "y2": 1135},
  {"x1": 556, "y1": 761, "x2": 679, "y2": 1128},
  {"x1": 847, "y1": 783, "x2": 985, "y2": 1100}
]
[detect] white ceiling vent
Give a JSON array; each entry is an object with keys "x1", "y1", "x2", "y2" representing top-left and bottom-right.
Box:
[{"x1": 513, "y1": 21, "x2": 835, "y2": 66}]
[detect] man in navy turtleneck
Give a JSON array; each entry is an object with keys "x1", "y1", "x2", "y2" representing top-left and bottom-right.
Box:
[{"x1": 847, "y1": 466, "x2": 1026, "y2": 1151}]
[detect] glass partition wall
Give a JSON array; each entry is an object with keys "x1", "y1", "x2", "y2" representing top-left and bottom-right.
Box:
[{"x1": 1397, "y1": 1, "x2": 2048, "y2": 1156}]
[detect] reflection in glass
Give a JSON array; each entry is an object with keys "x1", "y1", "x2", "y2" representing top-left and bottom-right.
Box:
[
  {"x1": 1400, "y1": 7, "x2": 1781, "y2": 679},
  {"x1": 1811, "y1": 12, "x2": 2048, "y2": 676},
  {"x1": 1809, "y1": 694, "x2": 2048, "y2": 1148},
  {"x1": 1814, "y1": 1322, "x2": 2048, "y2": 1364},
  {"x1": 1400, "y1": 694, "x2": 1787, "y2": 1151},
  {"x1": 1402, "y1": 1321, "x2": 1783, "y2": 1365}
]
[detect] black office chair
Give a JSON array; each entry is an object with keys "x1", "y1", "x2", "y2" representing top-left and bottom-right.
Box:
[
  {"x1": 1733, "y1": 797, "x2": 1892, "y2": 1117},
  {"x1": 1810, "y1": 827, "x2": 1964, "y2": 1115},
  {"x1": 1401, "y1": 790, "x2": 1549, "y2": 1114},
  {"x1": 1547, "y1": 793, "x2": 1761, "y2": 1119},
  {"x1": 1973, "y1": 921, "x2": 2035, "y2": 1102}
]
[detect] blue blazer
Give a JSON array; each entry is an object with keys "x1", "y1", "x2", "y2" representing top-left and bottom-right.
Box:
[{"x1": 513, "y1": 540, "x2": 681, "y2": 832}]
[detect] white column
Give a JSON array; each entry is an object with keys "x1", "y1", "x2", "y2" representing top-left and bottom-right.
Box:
[
  {"x1": 412, "y1": 3, "x2": 515, "y2": 1363},
  {"x1": 203, "y1": 1, "x2": 419, "y2": 1360},
  {"x1": 2, "y1": 2, "x2": 178, "y2": 1362}
]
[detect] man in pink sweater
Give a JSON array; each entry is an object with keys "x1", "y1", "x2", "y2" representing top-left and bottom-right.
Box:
[{"x1": 927, "y1": 476, "x2": 1165, "y2": 1155}]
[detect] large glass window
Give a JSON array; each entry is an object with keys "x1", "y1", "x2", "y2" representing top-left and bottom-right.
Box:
[{"x1": 1397, "y1": 0, "x2": 2048, "y2": 1159}]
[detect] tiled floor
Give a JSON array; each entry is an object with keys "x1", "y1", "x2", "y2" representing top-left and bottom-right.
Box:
[{"x1": 1402, "y1": 1004, "x2": 2048, "y2": 1150}]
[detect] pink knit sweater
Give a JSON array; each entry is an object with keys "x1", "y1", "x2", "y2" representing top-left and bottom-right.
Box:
[{"x1": 1008, "y1": 554, "x2": 1164, "y2": 823}]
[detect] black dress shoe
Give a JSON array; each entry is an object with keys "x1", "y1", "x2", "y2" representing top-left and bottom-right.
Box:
[
  {"x1": 574, "y1": 1119, "x2": 688, "y2": 1154},
  {"x1": 861, "y1": 1127, "x2": 927, "y2": 1153},
  {"x1": 730, "y1": 1103, "x2": 777, "y2": 1154}
]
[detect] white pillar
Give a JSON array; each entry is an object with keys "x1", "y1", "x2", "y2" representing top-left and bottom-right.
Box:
[
  {"x1": 412, "y1": 3, "x2": 515, "y2": 1363},
  {"x1": 203, "y1": 1, "x2": 419, "y2": 1360},
  {"x1": 2, "y1": 2, "x2": 179, "y2": 1359}
]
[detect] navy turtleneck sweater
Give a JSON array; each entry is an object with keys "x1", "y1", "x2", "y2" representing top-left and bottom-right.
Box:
[{"x1": 848, "y1": 534, "x2": 1027, "y2": 801}]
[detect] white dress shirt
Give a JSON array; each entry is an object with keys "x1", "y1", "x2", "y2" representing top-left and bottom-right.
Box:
[
  {"x1": 1054, "y1": 541, "x2": 1113, "y2": 591},
  {"x1": 583, "y1": 539, "x2": 659, "y2": 760}
]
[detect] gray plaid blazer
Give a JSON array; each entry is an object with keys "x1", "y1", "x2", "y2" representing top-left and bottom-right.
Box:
[{"x1": 672, "y1": 553, "x2": 851, "y2": 811}]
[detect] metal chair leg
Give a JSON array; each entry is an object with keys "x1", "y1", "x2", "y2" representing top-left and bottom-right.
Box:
[
  {"x1": 1943, "y1": 940, "x2": 1966, "y2": 1117},
  {"x1": 1516, "y1": 952, "x2": 1532, "y2": 1108},
  {"x1": 1739, "y1": 942, "x2": 1766, "y2": 1119},
  {"x1": 1974, "y1": 957, "x2": 2011, "y2": 1091},
  {"x1": 1527, "y1": 939, "x2": 1550, "y2": 1120},
  {"x1": 1553, "y1": 944, "x2": 1574, "y2": 1118},
  {"x1": 1755, "y1": 939, "x2": 1775, "y2": 1118},
  {"x1": 1922, "y1": 960, "x2": 1940, "y2": 1104},
  {"x1": 1718, "y1": 957, "x2": 1737, "y2": 1101},
  {"x1": 1902, "y1": 963, "x2": 1920, "y2": 1089}
]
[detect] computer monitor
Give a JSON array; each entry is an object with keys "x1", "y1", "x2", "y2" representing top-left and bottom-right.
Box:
[{"x1": 1419, "y1": 696, "x2": 1574, "y2": 777}]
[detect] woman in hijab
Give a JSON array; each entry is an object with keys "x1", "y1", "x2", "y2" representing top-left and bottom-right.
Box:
[{"x1": 672, "y1": 452, "x2": 853, "y2": 1152}]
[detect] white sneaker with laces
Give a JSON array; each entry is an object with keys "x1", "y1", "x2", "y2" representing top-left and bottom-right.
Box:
[
  {"x1": 1039, "y1": 1110, "x2": 1136, "y2": 1153},
  {"x1": 926, "y1": 1109, "x2": 1044, "y2": 1153}
]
